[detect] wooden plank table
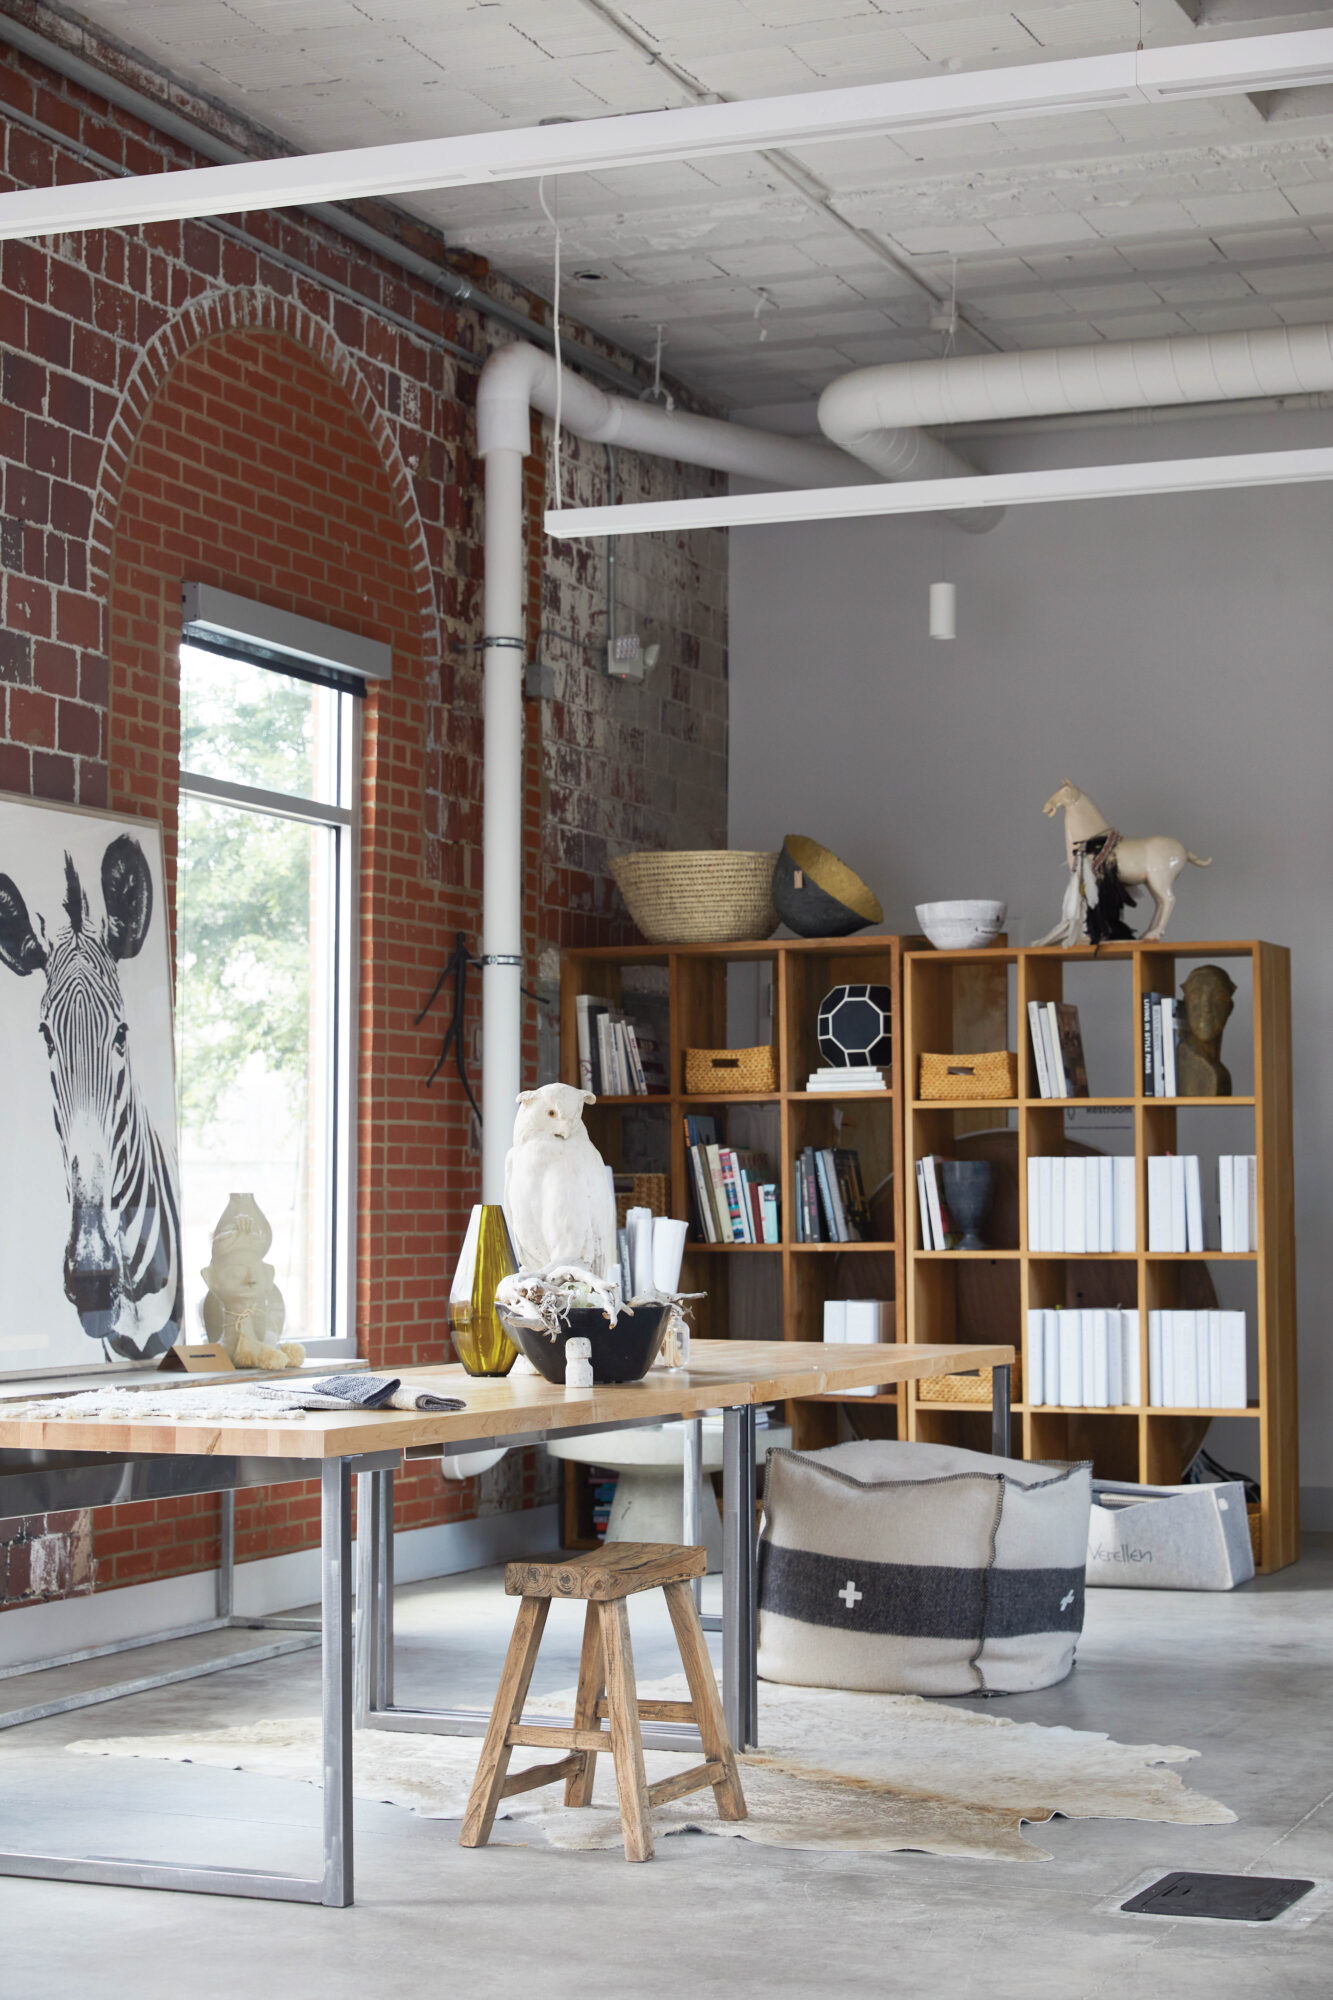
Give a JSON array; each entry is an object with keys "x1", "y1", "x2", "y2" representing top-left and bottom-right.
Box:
[{"x1": 0, "y1": 1339, "x2": 1013, "y2": 1908}]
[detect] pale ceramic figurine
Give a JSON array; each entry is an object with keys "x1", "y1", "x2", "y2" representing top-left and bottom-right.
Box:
[
  {"x1": 1033, "y1": 780, "x2": 1212, "y2": 946},
  {"x1": 201, "y1": 1193, "x2": 304, "y2": 1370},
  {"x1": 1176, "y1": 964, "x2": 1236, "y2": 1097},
  {"x1": 503, "y1": 1083, "x2": 617, "y2": 1279}
]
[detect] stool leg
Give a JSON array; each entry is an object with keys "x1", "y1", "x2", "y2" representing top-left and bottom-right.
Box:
[
  {"x1": 599, "y1": 1598, "x2": 654, "y2": 1863},
  {"x1": 664, "y1": 1580, "x2": 747, "y2": 1823},
  {"x1": 565, "y1": 1600, "x2": 605, "y2": 1808},
  {"x1": 459, "y1": 1595, "x2": 551, "y2": 1849}
]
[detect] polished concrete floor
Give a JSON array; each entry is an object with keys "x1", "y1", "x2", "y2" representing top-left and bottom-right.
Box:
[{"x1": 1, "y1": 1538, "x2": 1331, "y2": 2000}]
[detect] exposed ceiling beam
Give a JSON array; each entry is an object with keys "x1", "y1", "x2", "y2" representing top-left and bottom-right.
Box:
[
  {"x1": 541, "y1": 444, "x2": 1333, "y2": 537},
  {"x1": 2, "y1": 32, "x2": 1333, "y2": 241}
]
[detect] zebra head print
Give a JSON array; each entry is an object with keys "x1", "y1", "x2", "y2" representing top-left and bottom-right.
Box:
[{"x1": 0, "y1": 836, "x2": 183, "y2": 1361}]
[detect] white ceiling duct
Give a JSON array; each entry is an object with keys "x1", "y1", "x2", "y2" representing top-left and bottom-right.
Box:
[{"x1": 818, "y1": 323, "x2": 1333, "y2": 440}]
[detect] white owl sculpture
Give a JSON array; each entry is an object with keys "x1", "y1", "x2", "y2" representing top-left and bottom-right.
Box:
[{"x1": 503, "y1": 1083, "x2": 618, "y2": 1280}]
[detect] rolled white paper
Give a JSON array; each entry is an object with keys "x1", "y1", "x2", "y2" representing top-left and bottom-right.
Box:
[
  {"x1": 627, "y1": 1208, "x2": 654, "y2": 1297},
  {"x1": 652, "y1": 1217, "x2": 688, "y2": 1296}
]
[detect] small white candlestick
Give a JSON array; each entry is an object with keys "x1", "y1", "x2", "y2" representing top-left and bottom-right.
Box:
[{"x1": 565, "y1": 1336, "x2": 594, "y2": 1389}]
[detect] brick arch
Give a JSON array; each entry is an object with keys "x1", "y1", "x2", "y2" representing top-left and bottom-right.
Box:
[{"x1": 90, "y1": 286, "x2": 439, "y2": 665}]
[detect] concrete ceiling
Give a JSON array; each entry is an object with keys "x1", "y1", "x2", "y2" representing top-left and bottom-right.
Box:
[{"x1": 56, "y1": 0, "x2": 1333, "y2": 417}]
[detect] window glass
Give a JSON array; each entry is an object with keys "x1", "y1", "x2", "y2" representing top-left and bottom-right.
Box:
[
  {"x1": 180, "y1": 643, "x2": 343, "y2": 805},
  {"x1": 176, "y1": 645, "x2": 354, "y2": 1348}
]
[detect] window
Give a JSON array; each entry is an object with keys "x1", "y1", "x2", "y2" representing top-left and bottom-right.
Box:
[{"x1": 175, "y1": 643, "x2": 359, "y2": 1350}]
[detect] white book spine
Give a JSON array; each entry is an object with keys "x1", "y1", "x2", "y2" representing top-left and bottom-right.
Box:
[
  {"x1": 1028, "y1": 1001, "x2": 1053, "y2": 1099},
  {"x1": 575, "y1": 995, "x2": 594, "y2": 1091},
  {"x1": 1221, "y1": 1310, "x2": 1247, "y2": 1409},
  {"x1": 1122, "y1": 1309, "x2": 1142, "y2": 1406},
  {"x1": 1206, "y1": 1310, "x2": 1222, "y2": 1410},
  {"x1": 1176, "y1": 1311, "x2": 1198, "y2": 1408},
  {"x1": 1065, "y1": 1157, "x2": 1085, "y2": 1255},
  {"x1": 1083, "y1": 1156, "x2": 1099, "y2": 1255},
  {"x1": 1247, "y1": 1156, "x2": 1258, "y2": 1255},
  {"x1": 1185, "y1": 1155, "x2": 1204, "y2": 1254},
  {"x1": 1038, "y1": 1157, "x2": 1053, "y2": 1254},
  {"x1": 1058, "y1": 1310, "x2": 1082, "y2": 1408},
  {"x1": 822, "y1": 1299, "x2": 846, "y2": 1343},
  {"x1": 1026, "y1": 1309, "x2": 1044, "y2": 1406},
  {"x1": 1106, "y1": 1307, "x2": 1123, "y2": 1408},
  {"x1": 1050, "y1": 1157, "x2": 1065, "y2": 1254},
  {"x1": 923, "y1": 1155, "x2": 947, "y2": 1252},
  {"x1": 1148, "y1": 1156, "x2": 1170, "y2": 1253},
  {"x1": 1044, "y1": 1310, "x2": 1060, "y2": 1408},
  {"x1": 1169, "y1": 1155, "x2": 1187, "y2": 1255},
  {"x1": 1096, "y1": 1157, "x2": 1113, "y2": 1258},
  {"x1": 1027, "y1": 1155, "x2": 1041, "y2": 1253},
  {"x1": 916, "y1": 1158, "x2": 933, "y2": 1250},
  {"x1": 1113, "y1": 1155, "x2": 1136, "y2": 1253},
  {"x1": 1219, "y1": 1155, "x2": 1234, "y2": 1254},
  {"x1": 1090, "y1": 1309, "x2": 1109, "y2": 1408},
  {"x1": 1233, "y1": 1155, "x2": 1247, "y2": 1255},
  {"x1": 1045, "y1": 1002, "x2": 1067, "y2": 1095},
  {"x1": 1148, "y1": 1310, "x2": 1163, "y2": 1406}
]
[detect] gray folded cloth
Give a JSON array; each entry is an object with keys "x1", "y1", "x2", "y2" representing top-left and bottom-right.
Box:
[
  {"x1": 14, "y1": 1373, "x2": 466, "y2": 1424},
  {"x1": 389, "y1": 1386, "x2": 468, "y2": 1412},
  {"x1": 250, "y1": 1374, "x2": 401, "y2": 1410}
]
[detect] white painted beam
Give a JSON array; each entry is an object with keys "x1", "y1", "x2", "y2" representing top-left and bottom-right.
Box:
[
  {"x1": 541, "y1": 445, "x2": 1333, "y2": 538},
  {"x1": 0, "y1": 33, "x2": 1332, "y2": 239}
]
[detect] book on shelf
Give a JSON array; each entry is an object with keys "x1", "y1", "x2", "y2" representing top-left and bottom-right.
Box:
[
  {"x1": 683, "y1": 1116, "x2": 780, "y2": 1244},
  {"x1": 1027, "y1": 1307, "x2": 1141, "y2": 1408},
  {"x1": 916, "y1": 1153, "x2": 956, "y2": 1250},
  {"x1": 1218, "y1": 1155, "x2": 1258, "y2": 1253},
  {"x1": 1027, "y1": 1001, "x2": 1088, "y2": 1098},
  {"x1": 1147, "y1": 1308, "x2": 1247, "y2": 1408},
  {"x1": 1025, "y1": 1154, "x2": 1136, "y2": 1252},
  {"x1": 822, "y1": 1298, "x2": 891, "y2": 1395},
  {"x1": 574, "y1": 992, "x2": 664, "y2": 1096},
  {"x1": 1146, "y1": 1155, "x2": 1206, "y2": 1252},
  {"x1": 795, "y1": 1146, "x2": 869, "y2": 1243},
  {"x1": 1140, "y1": 994, "x2": 1180, "y2": 1097},
  {"x1": 805, "y1": 1065, "x2": 887, "y2": 1093}
]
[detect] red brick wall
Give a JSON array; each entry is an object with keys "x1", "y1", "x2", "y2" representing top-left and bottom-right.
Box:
[{"x1": 0, "y1": 25, "x2": 728, "y2": 1610}]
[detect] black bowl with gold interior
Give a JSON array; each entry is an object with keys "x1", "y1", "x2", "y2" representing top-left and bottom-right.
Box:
[{"x1": 771, "y1": 835, "x2": 884, "y2": 938}]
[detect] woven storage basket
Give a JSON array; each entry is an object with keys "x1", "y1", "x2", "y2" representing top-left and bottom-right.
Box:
[
  {"x1": 915, "y1": 1364, "x2": 1021, "y2": 1404},
  {"x1": 919, "y1": 1050, "x2": 1019, "y2": 1101},
  {"x1": 685, "y1": 1045, "x2": 778, "y2": 1095},
  {"x1": 610, "y1": 849, "x2": 779, "y2": 945},
  {"x1": 614, "y1": 1174, "x2": 670, "y2": 1229}
]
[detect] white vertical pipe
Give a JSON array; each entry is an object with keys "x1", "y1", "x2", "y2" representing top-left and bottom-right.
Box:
[{"x1": 481, "y1": 446, "x2": 526, "y2": 1201}]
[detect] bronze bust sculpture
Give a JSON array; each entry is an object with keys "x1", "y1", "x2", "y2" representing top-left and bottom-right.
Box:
[{"x1": 1176, "y1": 964, "x2": 1236, "y2": 1097}]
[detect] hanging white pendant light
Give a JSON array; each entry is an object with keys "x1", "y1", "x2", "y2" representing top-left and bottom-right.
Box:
[{"x1": 929, "y1": 580, "x2": 957, "y2": 641}]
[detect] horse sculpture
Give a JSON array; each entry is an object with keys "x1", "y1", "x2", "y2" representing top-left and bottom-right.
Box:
[
  {"x1": 1034, "y1": 781, "x2": 1211, "y2": 947},
  {"x1": 0, "y1": 836, "x2": 183, "y2": 1360}
]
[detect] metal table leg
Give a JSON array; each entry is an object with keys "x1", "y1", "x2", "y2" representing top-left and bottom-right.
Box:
[
  {"x1": 991, "y1": 1363, "x2": 1012, "y2": 1459},
  {"x1": 683, "y1": 1417, "x2": 703, "y2": 1610},
  {"x1": 0, "y1": 1452, "x2": 378, "y2": 1905},
  {"x1": 722, "y1": 1403, "x2": 758, "y2": 1753}
]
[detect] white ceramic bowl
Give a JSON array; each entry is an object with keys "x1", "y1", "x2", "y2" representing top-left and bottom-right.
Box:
[{"x1": 915, "y1": 899, "x2": 1007, "y2": 950}]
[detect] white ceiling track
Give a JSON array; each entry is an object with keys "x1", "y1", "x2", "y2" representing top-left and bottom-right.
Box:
[
  {"x1": 2, "y1": 31, "x2": 1333, "y2": 240},
  {"x1": 542, "y1": 446, "x2": 1333, "y2": 539}
]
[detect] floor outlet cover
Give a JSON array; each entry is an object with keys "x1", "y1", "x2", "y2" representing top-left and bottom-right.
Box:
[{"x1": 1121, "y1": 1872, "x2": 1315, "y2": 1923}]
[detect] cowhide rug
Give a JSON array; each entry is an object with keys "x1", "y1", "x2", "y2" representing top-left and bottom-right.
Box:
[{"x1": 69, "y1": 1675, "x2": 1233, "y2": 1863}]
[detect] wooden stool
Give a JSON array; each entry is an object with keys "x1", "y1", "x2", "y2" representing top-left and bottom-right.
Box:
[{"x1": 459, "y1": 1542, "x2": 747, "y2": 1863}]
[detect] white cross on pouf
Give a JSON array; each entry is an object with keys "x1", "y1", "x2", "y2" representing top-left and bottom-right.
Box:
[{"x1": 838, "y1": 1580, "x2": 863, "y2": 1609}]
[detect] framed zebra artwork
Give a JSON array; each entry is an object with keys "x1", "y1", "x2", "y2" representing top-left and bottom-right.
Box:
[{"x1": 0, "y1": 793, "x2": 183, "y2": 1377}]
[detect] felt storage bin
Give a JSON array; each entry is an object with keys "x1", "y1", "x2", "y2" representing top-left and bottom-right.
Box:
[{"x1": 1086, "y1": 1480, "x2": 1255, "y2": 1590}]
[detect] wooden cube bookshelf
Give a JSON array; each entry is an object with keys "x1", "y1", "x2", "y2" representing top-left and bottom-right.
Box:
[
  {"x1": 561, "y1": 935, "x2": 909, "y2": 1451},
  {"x1": 902, "y1": 940, "x2": 1297, "y2": 1573}
]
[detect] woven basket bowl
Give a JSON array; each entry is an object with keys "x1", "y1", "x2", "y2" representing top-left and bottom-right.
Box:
[{"x1": 611, "y1": 849, "x2": 780, "y2": 945}]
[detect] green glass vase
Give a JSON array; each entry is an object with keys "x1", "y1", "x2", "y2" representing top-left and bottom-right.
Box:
[{"x1": 449, "y1": 1204, "x2": 519, "y2": 1376}]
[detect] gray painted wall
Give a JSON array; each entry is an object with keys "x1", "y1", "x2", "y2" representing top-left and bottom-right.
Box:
[{"x1": 728, "y1": 408, "x2": 1332, "y2": 1510}]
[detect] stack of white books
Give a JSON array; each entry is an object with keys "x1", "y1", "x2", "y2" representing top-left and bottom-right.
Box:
[
  {"x1": 1026, "y1": 1156, "x2": 1136, "y2": 1253},
  {"x1": 805, "y1": 1066, "x2": 887, "y2": 1092},
  {"x1": 1146, "y1": 1155, "x2": 1205, "y2": 1252},
  {"x1": 1027, "y1": 1308, "x2": 1140, "y2": 1407},
  {"x1": 822, "y1": 1299, "x2": 891, "y2": 1395},
  {"x1": 1148, "y1": 1309, "x2": 1247, "y2": 1407},
  {"x1": 1219, "y1": 1155, "x2": 1258, "y2": 1252}
]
